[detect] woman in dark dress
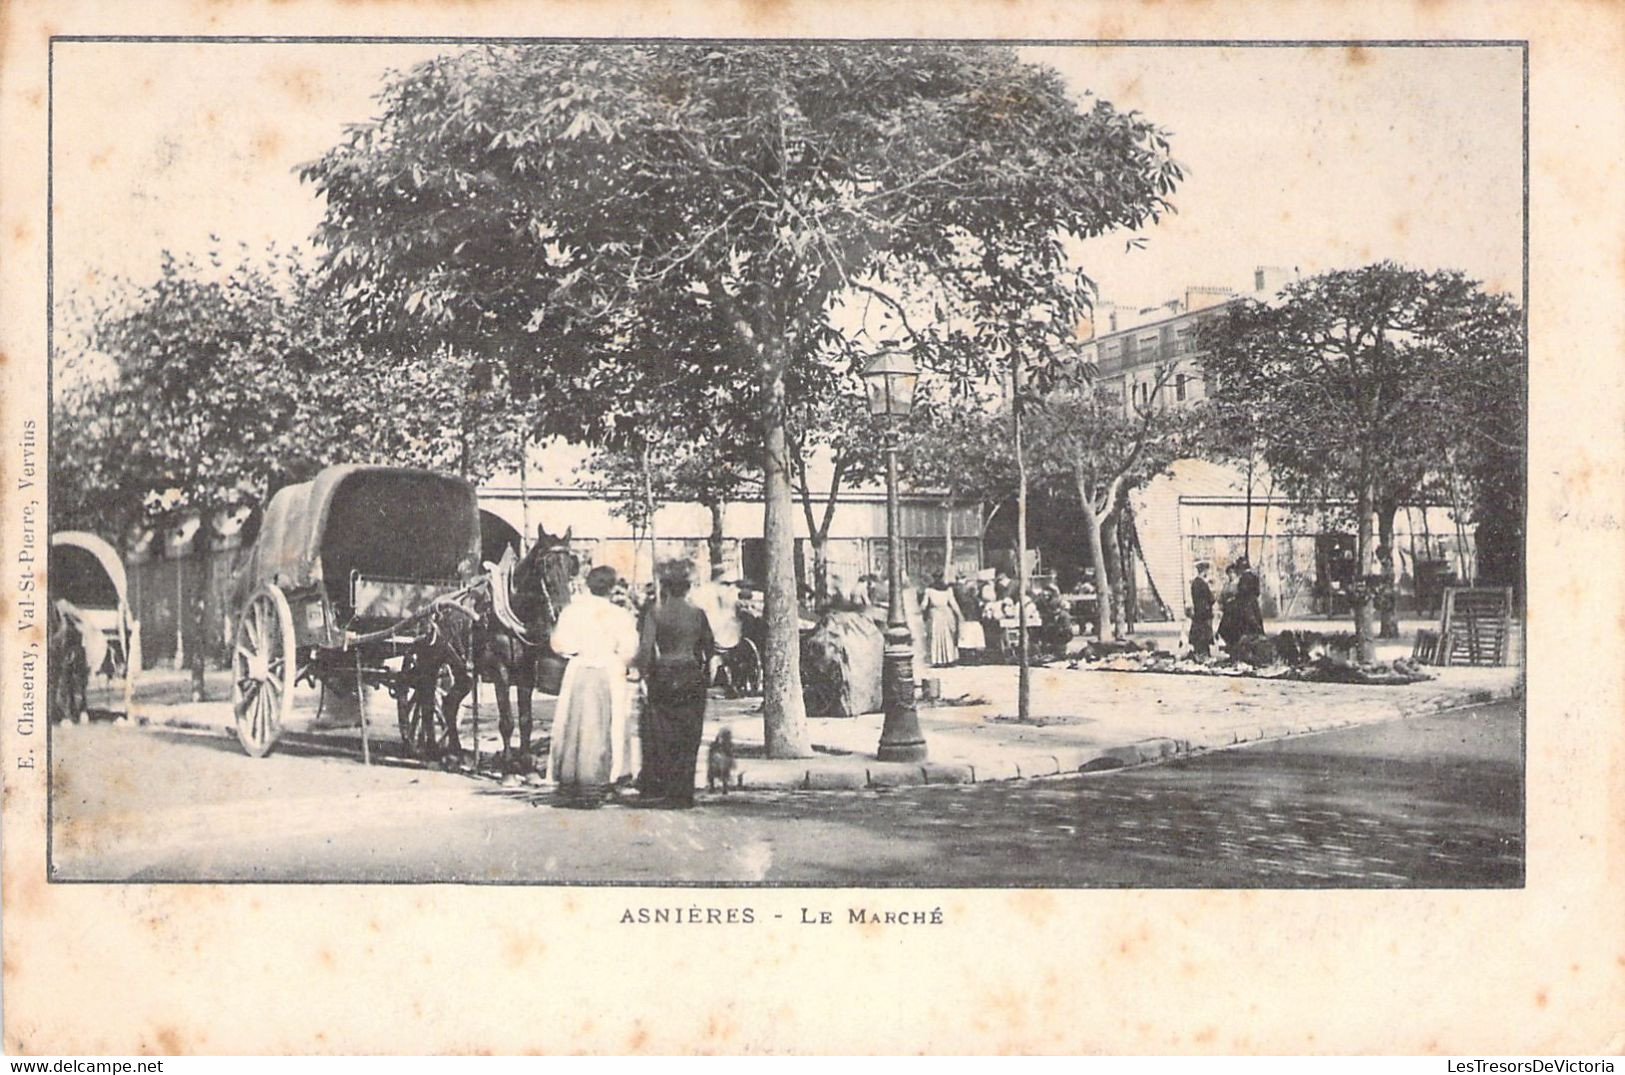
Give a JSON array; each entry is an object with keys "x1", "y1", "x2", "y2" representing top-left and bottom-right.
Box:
[{"x1": 635, "y1": 563, "x2": 714, "y2": 809}]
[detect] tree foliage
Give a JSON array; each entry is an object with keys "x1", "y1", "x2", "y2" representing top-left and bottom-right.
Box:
[
  {"x1": 1198, "y1": 262, "x2": 1525, "y2": 654},
  {"x1": 579, "y1": 406, "x2": 761, "y2": 573},
  {"x1": 898, "y1": 393, "x2": 1019, "y2": 513},
  {"x1": 300, "y1": 43, "x2": 1182, "y2": 755},
  {"x1": 50, "y1": 246, "x2": 532, "y2": 541},
  {"x1": 51, "y1": 247, "x2": 343, "y2": 537}
]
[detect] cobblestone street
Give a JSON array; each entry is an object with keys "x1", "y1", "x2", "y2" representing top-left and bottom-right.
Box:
[{"x1": 50, "y1": 699, "x2": 1522, "y2": 886}]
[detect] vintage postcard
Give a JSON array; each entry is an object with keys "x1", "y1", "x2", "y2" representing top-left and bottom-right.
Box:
[{"x1": 2, "y1": 0, "x2": 1621, "y2": 1056}]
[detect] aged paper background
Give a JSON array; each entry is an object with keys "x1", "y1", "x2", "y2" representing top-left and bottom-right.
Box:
[{"x1": 2, "y1": 0, "x2": 1621, "y2": 1055}]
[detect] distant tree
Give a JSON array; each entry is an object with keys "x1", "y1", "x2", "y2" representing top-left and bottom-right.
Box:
[
  {"x1": 1028, "y1": 366, "x2": 1200, "y2": 638},
  {"x1": 899, "y1": 393, "x2": 1019, "y2": 573},
  {"x1": 50, "y1": 247, "x2": 345, "y2": 539},
  {"x1": 785, "y1": 384, "x2": 888, "y2": 602},
  {"x1": 582, "y1": 411, "x2": 761, "y2": 571},
  {"x1": 50, "y1": 245, "x2": 538, "y2": 543},
  {"x1": 302, "y1": 43, "x2": 1181, "y2": 756},
  {"x1": 1199, "y1": 263, "x2": 1525, "y2": 659}
]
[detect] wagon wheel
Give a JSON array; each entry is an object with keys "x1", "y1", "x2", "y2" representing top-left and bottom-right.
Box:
[
  {"x1": 232, "y1": 584, "x2": 295, "y2": 757},
  {"x1": 396, "y1": 656, "x2": 457, "y2": 761},
  {"x1": 730, "y1": 638, "x2": 763, "y2": 698}
]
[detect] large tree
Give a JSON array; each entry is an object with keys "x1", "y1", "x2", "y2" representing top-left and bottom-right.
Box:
[
  {"x1": 1199, "y1": 263, "x2": 1525, "y2": 659},
  {"x1": 302, "y1": 43, "x2": 1180, "y2": 756}
]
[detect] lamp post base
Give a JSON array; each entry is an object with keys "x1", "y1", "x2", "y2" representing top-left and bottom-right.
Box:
[{"x1": 877, "y1": 625, "x2": 927, "y2": 763}]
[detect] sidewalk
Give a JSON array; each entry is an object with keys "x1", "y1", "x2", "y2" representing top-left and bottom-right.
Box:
[{"x1": 118, "y1": 634, "x2": 1523, "y2": 792}]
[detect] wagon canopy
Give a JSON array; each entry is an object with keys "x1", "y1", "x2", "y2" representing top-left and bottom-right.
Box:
[
  {"x1": 49, "y1": 531, "x2": 139, "y2": 681},
  {"x1": 245, "y1": 465, "x2": 481, "y2": 604},
  {"x1": 49, "y1": 531, "x2": 128, "y2": 613}
]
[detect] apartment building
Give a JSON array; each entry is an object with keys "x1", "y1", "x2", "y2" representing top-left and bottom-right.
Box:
[{"x1": 1076, "y1": 267, "x2": 1298, "y2": 413}]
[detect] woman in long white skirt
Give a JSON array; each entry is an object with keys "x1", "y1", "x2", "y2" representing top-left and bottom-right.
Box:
[
  {"x1": 546, "y1": 565, "x2": 640, "y2": 808},
  {"x1": 922, "y1": 574, "x2": 962, "y2": 667}
]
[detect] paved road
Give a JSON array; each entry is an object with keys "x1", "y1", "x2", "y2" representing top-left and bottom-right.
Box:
[{"x1": 48, "y1": 700, "x2": 1522, "y2": 887}]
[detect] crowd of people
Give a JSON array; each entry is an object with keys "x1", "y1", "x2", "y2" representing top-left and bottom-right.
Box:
[
  {"x1": 1186, "y1": 557, "x2": 1267, "y2": 659},
  {"x1": 541, "y1": 554, "x2": 1212, "y2": 808},
  {"x1": 870, "y1": 567, "x2": 1092, "y2": 669}
]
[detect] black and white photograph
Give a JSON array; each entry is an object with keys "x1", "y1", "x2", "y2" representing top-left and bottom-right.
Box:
[
  {"x1": 39, "y1": 36, "x2": 1530, "y2": 888},
  {"x1": 9, "y1": 0, "x2": 1625, "y2": 1058}
]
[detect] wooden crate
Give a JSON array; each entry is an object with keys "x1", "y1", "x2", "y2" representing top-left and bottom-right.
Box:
[{"x1": 1439, "y1": 587, "x2": 1514, "y2": 666}]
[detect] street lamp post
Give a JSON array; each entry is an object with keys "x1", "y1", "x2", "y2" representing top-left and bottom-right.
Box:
[{"x1": 861, "y1": 350, "x2": 928, "y2": 763}]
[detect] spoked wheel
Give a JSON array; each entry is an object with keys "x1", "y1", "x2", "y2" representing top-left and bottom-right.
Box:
[
  {"x1": 730, "y1": 638, "x2": 763, "y2": 698},
  {"x1": 396, "y1": 655, "x2": 458, "y2": 761},
  {"x1": 232, "y1": 585, "x2": 295, "y2": 757}
]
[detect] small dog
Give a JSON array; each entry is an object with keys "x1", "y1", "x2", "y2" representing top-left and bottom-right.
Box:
[{"x1": 706, "y1": 728, "x2": 736, "y2": 794}]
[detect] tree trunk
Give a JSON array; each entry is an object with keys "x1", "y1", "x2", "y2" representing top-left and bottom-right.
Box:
[
  {"x1": 189, "y1": 588, "x2": 207, "y2": 703},
  {"x1": 1243, "y1": 453, "x2": 1256, "y2": 561},
  {"x1": 519, "y1": 439, "x2": 532, "y2": 554},
  {"x1": 172, "y1": 563, "x2": 185, "y2": 670},
  {"x1": 1353, "y1": 481, "x2": 1377, "y2": 663},
  {"x1": 707, "y1": 499, "x2": 725, "y2": 574},
  {"x1": 641, "y1": 442, "x2": 659, "y2": 609},
  {"x1": 1119, "y1": 499, "x2": 1139, "y2": 632},
  {"x1": 810, "y1": 535, "x2": 829, "y2": 607},
  {"x1": 943, "y1": 496, "x2": 955, "y2": 581},
  {"x1": 1013, "y1": 383, "x2": 1030, "y2": 723},
  {"x1": 1376, "y1": 497, "x2": 1400, "y2": 639},
  {"x1": 1078, "y1": 483, "x2": 1111, "y2": 641},
  {"x1": 1103, "y1": 510, "x2": 1127, "y2": 640},
  {"x1": 760, "y1": 378, "x2": 811, "y2": 758}
]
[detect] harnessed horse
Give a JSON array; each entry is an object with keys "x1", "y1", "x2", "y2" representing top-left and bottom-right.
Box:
[{"x1": 397, "y1": 528, "x2": 577, "y2": 771}]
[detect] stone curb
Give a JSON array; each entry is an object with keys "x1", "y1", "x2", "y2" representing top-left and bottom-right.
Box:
[
  {"x1": 726, "y1": 681, "x2": 1522, "y2": 792},
  {"x1": 135, "y1": 678, "x2": 1524, "y2": 794}
]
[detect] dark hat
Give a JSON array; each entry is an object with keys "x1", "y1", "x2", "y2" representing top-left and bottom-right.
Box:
[{"x1": 657, "y1": 559, "x2": 692, "y2": 583}]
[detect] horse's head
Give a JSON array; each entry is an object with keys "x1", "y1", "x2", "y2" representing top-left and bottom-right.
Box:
[{"x1": 512, "y1": 526, "x2": 578, "y2": 627}]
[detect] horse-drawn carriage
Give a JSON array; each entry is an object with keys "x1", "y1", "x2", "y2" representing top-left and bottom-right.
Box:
[
  {"x1": 48, "y1": 531, "x2": 140, "y2": 721},
  {"x1": 229, "y1": 462, "x2": 765, "y2": 766},
  {"x1": 228, "y1": 464, "x2": 539, "y2": 760}
]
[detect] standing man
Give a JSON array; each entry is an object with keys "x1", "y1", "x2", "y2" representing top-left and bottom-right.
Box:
[
  {"x1": 635, "y1": 562, "x2": 714, "y2": 809},
  {"x1": 1188, "y1": 560, "x2": 1216, "y2": 658}
]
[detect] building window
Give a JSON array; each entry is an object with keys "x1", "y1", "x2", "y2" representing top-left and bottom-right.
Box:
[{"x1": 1176, "y1": 374, "x2": 1188, "y2": 401}]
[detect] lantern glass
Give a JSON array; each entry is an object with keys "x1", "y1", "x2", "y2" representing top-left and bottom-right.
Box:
[{"x1": 860, "y1": 350, "x2": 920, "y2": 419}]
